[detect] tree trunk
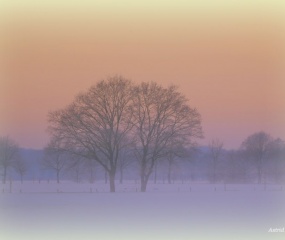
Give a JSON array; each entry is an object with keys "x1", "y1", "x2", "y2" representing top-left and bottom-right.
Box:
[
  {"x1": 56, "y1": 171, "x2": 60, "y2": 184},
  {"x1": 167, "y1": 162, "x2": 172, "y2": 184},
  {"x1": 140, "y1": 173, "x2": 151, "y2": 192},
  {"x1": 213, "y1": 160, "x2": 217, "y2": 184},
  {"x1": 105, "y1": 170, "x2": 108, "y2": 184},
  {"x1": 76, "y1": 171, "x2": 79, "y2": 183},
  {"x1": 154, "y1": 162, "x2": 157, "y2": 184},
  {"x1": 3, "y1": 167, "x2": 7, "y2": 184},
  {"x1": 257, "y1": 158, "x2": 263, "y2": 184},
  {"x1": 257, "y1": 167, "x2": 262, "y2": 184},
  {"x1": 89, "y1": 166, "x2": 95, "y2": 184},
  {"x1": 140, "y1": 160, "x2": 147, "y2": 192},
  {"x1": 141, "y1": 179, "x2": 147, "y2": 192},
  {"x1": 109, "y1": 172, "x2": 116, "y2": 193},
  {"x1": 181, "y1": 173, "x2": 184, "y2": 184},
  {"x1": 119, "y1": 167, "x2": 123, "y2": 184}
]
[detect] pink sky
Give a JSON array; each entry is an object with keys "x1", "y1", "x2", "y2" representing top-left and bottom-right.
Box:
[{"x1": 0, "y1": 3, "x2": 285, "y2": 149}]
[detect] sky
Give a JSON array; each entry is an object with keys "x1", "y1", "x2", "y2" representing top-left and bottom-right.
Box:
[{"x1": 0, "y1": 0, "x2": 285, "y2": 149}]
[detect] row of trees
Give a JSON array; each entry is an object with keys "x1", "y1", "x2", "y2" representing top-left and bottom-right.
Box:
[
  {"x1": 207, "y1": 133, "x2": 285, "y2": 184},
  {"x1": 47, "y1": 76, "x2": 203, "y2": 192},
  {"x1": 1, "y1": 77, "x2": 285, "y2": 191},
  {"x1": 1, "y1": 132, "x2": 285, "y2": 187}
]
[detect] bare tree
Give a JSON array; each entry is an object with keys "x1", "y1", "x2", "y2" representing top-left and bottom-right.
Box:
[
  {"x1": 67, "y1": 155, "x2": 86, "y2": 183},
  {"x1": 48, "y1": 76, "x2": 134, "y2": 192},
  {"x1": 42, "y1": 140, "x2": 70, "y2": 184},
  {"x1": 241, "y1": 131, "x2": 273, "y2": 184},
  {"x1": 84, "y1": 158, "x2": 97, "y2": 184},
  {"x1": 13, "y1": 157, "x2": 27, "y2": 183},
  {"x1": 0, "y1": 136, "x2": 19, "y2": 184},
  {"x1": 153, "y1": 159, "x2": 159, "y2": 184},
  {"x1": 208, "y1": 138, "x2": 223, "y2": 183},
  {"x1": 131, "y1": 82, "x2": 203, "y2": 192},
  {"x1": 266, "y1": 138, "x2": 285, "y2": 183},
  {"x1": 186, "y1": 147, "x2": 200, "y2": 182},
  {"x1": 117, "y1": 146, "x2": 134, "y2": 184},
  {"x1": 165, "y1": 141, "x2": 188, "y2": 184},
  {"x1": 224, "y1": 150, "x2": 247, "y2": 183}
]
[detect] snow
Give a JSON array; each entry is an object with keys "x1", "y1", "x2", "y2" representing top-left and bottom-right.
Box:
[{"x1": 1, "y1": 181, "x2": 285, "y2": 240}]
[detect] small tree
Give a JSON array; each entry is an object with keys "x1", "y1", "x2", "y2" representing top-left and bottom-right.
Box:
[
  {"x1": 67, "y1": 155, "x2": 86, "y2": 183},
  {"x1": 13, "y1": 157, "x2": 27, "y2": 183},
  {"x1": 165, "y1": 141, "x2": 188, "y2": 184},
  {"x1": 42, "y1": 140, "x2": 70, "y2": 184},
  {"x1": 187, "y1": 147, "x2": 200, "y2": 182},
  {"x1": 241, "y1": 131, "x2": 273, "y2": 184},
  {"x1": 0, "y1": 136, "x2": 19, "y2": 184},
  {"x1": 208, "y1": 139, "x2": 223, "y2": 183},
  {"x1": 266, "y1": 138, "x2": 285, "y2": 183},
  {"x1": 224, "y1": 150, "x2": 247, "y2": 183},
  {"x1": 84, "y1": 158, "x2": 97, "y2": 184},
  {"x1": 117, "y1": 146, "x2": 134, "y2": 184}
]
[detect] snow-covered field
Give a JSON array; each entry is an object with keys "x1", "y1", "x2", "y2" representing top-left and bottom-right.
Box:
[{"x1": 1, "y1": 181, "x2": 285, "y2": 240}]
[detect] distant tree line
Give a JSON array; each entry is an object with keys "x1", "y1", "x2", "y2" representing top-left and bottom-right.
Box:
[
  {"x1": 0, "y1": 136, "x2": 26, "y2": 184},
  {"x1": 1, "y1": 131, "x2": 285, "y2": 189},
  {"x1": 204, "y1": 132, "x2": 285, "y2": 185},
  {"x1": 1, "y1": 77, "x2": 285, "y2": 191}
]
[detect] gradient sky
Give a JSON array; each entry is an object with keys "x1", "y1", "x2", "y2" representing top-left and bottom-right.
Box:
[{"x1": 0, "y1": 1, "x2": 285, "y2": 149}]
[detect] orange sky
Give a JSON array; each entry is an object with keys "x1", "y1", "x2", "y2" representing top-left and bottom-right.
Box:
[{"x1": 0, "y1": 1, "x2": 285, "y2": 149}]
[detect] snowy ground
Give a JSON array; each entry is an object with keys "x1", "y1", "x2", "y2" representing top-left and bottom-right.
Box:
[{"x1": 1, "y1": 181, "x2": 285, "y2": 240}]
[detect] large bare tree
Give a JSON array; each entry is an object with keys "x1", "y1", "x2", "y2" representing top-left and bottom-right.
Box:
[
  {"x1": 48, "y1": 76, "x2": 134, "y2": 192},
  {"x1": 0, "y1": 136, "x2": 19, "y2": 184},
  {"x1": 131, "y1": 82, "x2": 203, "y2": 192},
  {"x1": 241, "y1": 131, "x2": 273, "y2": 184}
]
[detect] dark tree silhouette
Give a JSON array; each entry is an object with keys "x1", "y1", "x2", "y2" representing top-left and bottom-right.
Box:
[
  {"x1": 266, "y1": 138, "x2": 285, "y2": 183},
  {"x1": 165, "y1": 141, "x2": 188, "y2": 184},
  {"x1": 48, "y1": 76, "x2": 134, "y2": 192},
  {"x1": 84, "y1": 158, "x2": 97, "y2": 184},
  {"x1": 117, "y1": 146, "x2": 134, "y2": 184},
  {"x1": 13, "y1": 157, "x2": 27, "y2": 183},
  {"x1": 241, "y1": 131, "x2": 273, "y2": 184},
  {"x1": 67, "y1": 155, "x2": 86, "y2": 183},
  {"x1": 131, "y1": 82, "x2": 203, "y2": 192},
  {"x1": 224, "y1": 150, "x2": 247, "y2": 183},
  {"x1": 42, "y1": 140, "x2": 70, "y2": 184},
  {"x1": 0, "y1": 136, "x2": 19, "y2": 184}
]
